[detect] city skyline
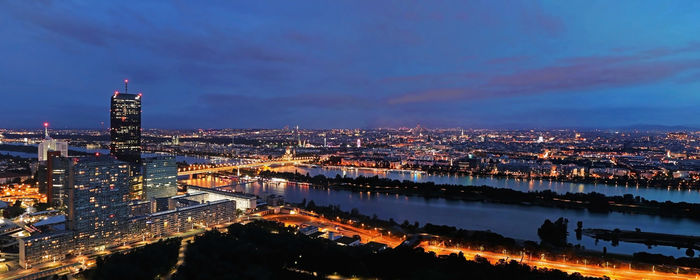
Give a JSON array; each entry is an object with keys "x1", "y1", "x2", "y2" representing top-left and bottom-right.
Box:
[
  {"x1": 1, "y1": 1, "x2": 699, "y2": 129},
  {"x1": 2, "y1": 2, "x2": 700, "y2": 279}
]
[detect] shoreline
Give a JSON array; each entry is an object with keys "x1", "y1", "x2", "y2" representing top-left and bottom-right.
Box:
[{"x1": 297, "y1": 163, "x2": 699, "y2": 191}]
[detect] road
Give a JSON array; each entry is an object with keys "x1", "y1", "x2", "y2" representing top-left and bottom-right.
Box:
[
  {"x1": 163, "y1": 237, "x2": 191, "y2": 280},
  {"x1": 264, "y1": 213, "x2": 700, "y2": 280},
  {"x1": 424, "y1": 244, "x2": 698, "y2": 280},
  {"x1": 264, "y1": 214, "x2": 402, "y2": 247}
]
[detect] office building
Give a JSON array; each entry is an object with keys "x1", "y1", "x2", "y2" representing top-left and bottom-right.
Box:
[
  {"x1": 37, "y1": 123, "x2": 68, "y2": 162},
  {"x1": 110, "y1": 83, "x2": 142, "y2": 164},
  {"x1": 46, "y1": 155, "x2": 71, "y2": 207},
  {"x1": 142, "y1": 156, "x2": 178, "y2": 200},
  {"x1": 110, "y1": 81, "x2": 143, "y2": 198}
]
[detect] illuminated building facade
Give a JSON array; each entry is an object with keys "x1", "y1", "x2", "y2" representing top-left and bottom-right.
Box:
[
  {"x1": 67, "y1": 157, "x2": 131, "y2": 235},
  {"x1": 185, "y1": 185, "x2": 257, "y2": 211},
  {"x1": 37, "y1": 123, "x2": 68, "y2": 162},
  {"x1": 145, "y1": 200, "x2": 234, "y2": 237},
  {"x1": 142, "y1": 156, "x2": 178, "y2": 200}
]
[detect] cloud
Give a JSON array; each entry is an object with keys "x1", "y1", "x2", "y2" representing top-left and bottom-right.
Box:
[
  {"x1": 487, "y1": 58, "x2": 700, "y2": 93},
  {"x1": 3, "y1": 1, "x2": 305, "y2": 80},
  {"x1": 388, "y1": 88, "x2": 477, "y2": 104},
  {"x1": 518, "y1": 2, "x2": 565, "y2": 37},
  {"x1": 485, "y1": 56, "x2": 531, "y2": 65},
  {"x1": 389, "y1": 53, "x2": 700, "y2": 104},
  {"x1": 200, "y1": 93, "x2": 378, "y2": 111},
  {"x1": 379, "y1": 72, "x2": 484, "y2": 85}
]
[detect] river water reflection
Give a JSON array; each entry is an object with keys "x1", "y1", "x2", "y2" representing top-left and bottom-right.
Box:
[
  {"x1": 278, "y1": 165, "x2": 700, "y2": 203},
  {"x1": 186, "y1": 172, "x2": 700, "y2": 258}
]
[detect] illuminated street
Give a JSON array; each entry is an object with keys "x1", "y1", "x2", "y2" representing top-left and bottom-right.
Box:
[
  {"x1": 264, "y1": 213, "x2": 403, "y2": 248},
  {"x1": 423, "y1": 244, "x2": 698, "y2": 280}
]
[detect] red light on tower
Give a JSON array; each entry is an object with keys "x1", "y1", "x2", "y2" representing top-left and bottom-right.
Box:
[{"x1": 43, "y1": 122, "x2": 49, "y2": 127}]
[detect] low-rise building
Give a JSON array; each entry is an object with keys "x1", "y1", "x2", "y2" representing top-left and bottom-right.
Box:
[
  {"x1": 336, "y1": 236, "x2": 361, "y2": 246},
  {"x1": 299, "y1": 225, "x2": 318, "y2": 236},
  {"x1": 186, "y1": 185, "x2": 257, "y2": 211}
]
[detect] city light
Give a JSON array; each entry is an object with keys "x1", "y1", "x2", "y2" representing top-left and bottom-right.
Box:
[{"x1": 1, "y1": 3, "x2": 698, "y2": 280}]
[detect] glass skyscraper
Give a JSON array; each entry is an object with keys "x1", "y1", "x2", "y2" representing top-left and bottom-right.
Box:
[
  {"x1": 110, "y1": 87, "x2": 143, "y2": 198},
  {"x1": 110, "y1": 91, "x2": 142, "y2": 164}
]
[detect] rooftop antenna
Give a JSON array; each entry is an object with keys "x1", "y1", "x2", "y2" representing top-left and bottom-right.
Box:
[
  {"x1": 43, "y1": 122, "x2": 50, "y2": 139},
  {"x1": 124, "y1": 79, "x2": 129, "y2": 93}
]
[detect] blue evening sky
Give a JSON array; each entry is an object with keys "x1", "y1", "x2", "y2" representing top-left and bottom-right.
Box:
[{"x1": 1, "y1": 1, "x2": 699, "y2": 129}]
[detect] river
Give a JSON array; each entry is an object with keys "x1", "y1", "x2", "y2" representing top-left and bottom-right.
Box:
[
  {"x1": 184, "y1": 166, "x2": 700, "y2": 257},
  {"x1": 278, "y1": 165, "x2": 700, "y2": 203}
]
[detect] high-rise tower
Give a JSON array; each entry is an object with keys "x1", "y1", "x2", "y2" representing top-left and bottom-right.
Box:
[
  {"x1": 38, "y1": 122, "x2": 68, "y2": 161},
  {"x1": 110, "y1": 80, "x2": 144, "y2": 199},
  {"x1": 110, "y1": 80, "x2": 142, "y2": 164}
]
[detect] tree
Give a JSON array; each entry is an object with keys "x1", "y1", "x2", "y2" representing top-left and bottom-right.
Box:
[
  {"x1": 687, "y1": 248, "x2": 695, "y2": 258},
  {"x1": 83, "y1": 238, "x2": 181, "y2": 280},
  {"x1": 306, "y1": 200, "x2": 316, "y2": 209},
  {"x1": 575, "y1": 221, "x2": 583, "y2": 240},
  {"x1": 34, "y1": 202, "x2": 50, "y2": 212},
  {"x1": 3, "y1": 201, "x2": 25, "y2": 219},
  {"x1": 537, "y1": 218, "x2": 568, "y2": 247}
]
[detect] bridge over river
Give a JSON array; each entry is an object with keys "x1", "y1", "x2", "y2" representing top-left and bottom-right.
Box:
[{"x1": 177, "y1": 157, "x2": 314, "y2": 177}]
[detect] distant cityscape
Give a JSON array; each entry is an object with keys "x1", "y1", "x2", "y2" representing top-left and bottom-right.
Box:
[
  {"x1": 0, "y1": 81, "x2": 695, "y2": 279},
  {"x1": 6, "y1": 0, "x2": 700, "y2": 279}
]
